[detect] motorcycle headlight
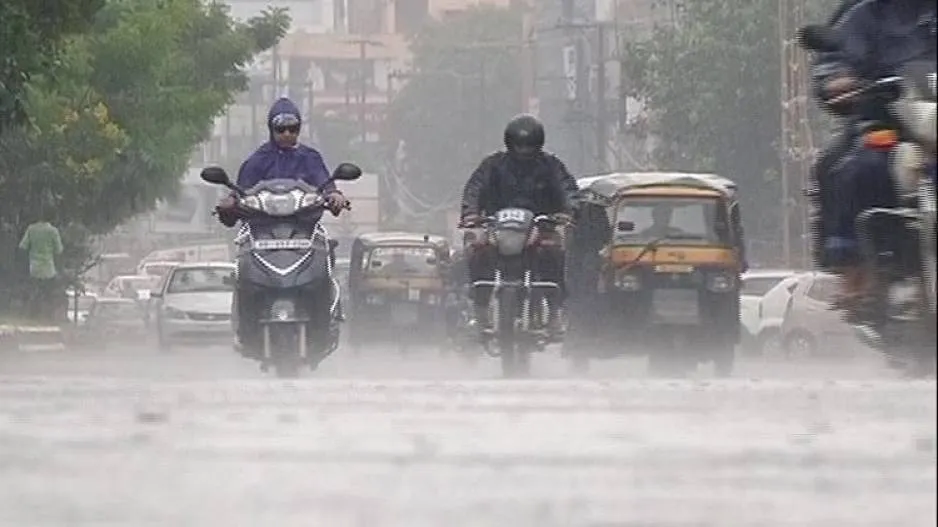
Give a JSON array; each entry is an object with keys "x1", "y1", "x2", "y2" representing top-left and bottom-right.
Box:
[
  {"x1": 270, "y1": 299, "x2": 295, "y2": 321},
  {"x1": 495, "y1": 229, "x2": 528, "y2": 256},
  {"x1": 259, "y1": 191, "x2": 299, "y2": 216},
  {"x1": 706, "y1": 272, "x2": 736, "y2": 293},
  {"x1": 614, "y1": 271, "x2": 641, "y2": 291}
]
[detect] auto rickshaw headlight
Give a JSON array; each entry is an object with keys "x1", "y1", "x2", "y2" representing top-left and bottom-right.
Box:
[
  {"x1": 366, "y1": 294, "x2": 384, "y2": 305},
  {"x1": 706, "y1": 272, "x2": 736, "y2": 293},
  {"x1": 614, "y1": 272, "x2": 641, "y2": 291}
]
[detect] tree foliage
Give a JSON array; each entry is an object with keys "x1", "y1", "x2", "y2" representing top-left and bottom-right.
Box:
[
  {"x1": 621, "y1": 0, "x2": 827, "y2": 247},
  {"x1": 0, "y1": 0, "x2": 105, "y2": 132},
  {"x1": 0, "y1": 0, "x2": 289, "y2": 307},
  {"x1": 385, "y1": 5, "x2": 525, "y2": 216}
]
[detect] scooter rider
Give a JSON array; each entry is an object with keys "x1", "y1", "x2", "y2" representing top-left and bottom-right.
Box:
[
  {"x1": 216, "y1": 97, "x2": 349, "y2": 357},
  {"x1": 810, "y1": 0, "x2": 936, "y2": 313},
  {"x1": 459, "y1": 114, "x2": 578, "y2": 338}
]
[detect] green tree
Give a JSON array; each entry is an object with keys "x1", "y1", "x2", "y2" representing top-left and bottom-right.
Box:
[
  {"x1": 0, "y1": 0, "x2": 104, "y2": 132},
  {"x1": 385, "y1": 5, "x2": 525, "y2": 217},
  {"x1": 621, "y1": 0, "x2": 827, "y2": 252},
  {"x1": 0, "y1": 0, "x2": 289, "y2": 310}
]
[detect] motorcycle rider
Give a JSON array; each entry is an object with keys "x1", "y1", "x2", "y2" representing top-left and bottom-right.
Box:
[
  {"x1": 807, "y1": 0, "x2": 864, "y2": 270},
  {"x1": 810, "y1": 0, "x2": 936, "y2": 314},
  {"x1": 459, "y1": 114, "x2": 578, "y2": 338},
  {"x1": 217, "y1": 97, "x2": 349, "y2": 357}
]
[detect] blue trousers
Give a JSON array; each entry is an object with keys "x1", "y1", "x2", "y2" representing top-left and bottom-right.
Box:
[{"x1": 824, "y1": 145, "x2": 899, "y2": 267}]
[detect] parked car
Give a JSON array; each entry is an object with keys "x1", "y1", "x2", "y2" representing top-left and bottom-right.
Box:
[
  {"x1": 779, "y1": 271, "x2": 862, "y2": 357},
  {"x1": 739, "y1": 269, "x2": 802, "y2": 354},
  {"x1": 83, "y1": 297, "x2": 149, "y2": 348},
  {"x1": 103, "y1": 275, "x2": 161, "y2": 302},
  {"x1": 150, "y1": 262, "x2": 235, "y2": 351},
  {"x1": 136, "y1": 261, "x2": 180, "y2": 281},
  {"x1": 65, "y1": 290, "x2": 98, "y2": 327}
]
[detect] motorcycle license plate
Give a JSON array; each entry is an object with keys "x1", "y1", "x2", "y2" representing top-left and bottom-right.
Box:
[{"x1": 391, "y1": 303, "x2": 419, "y2": 325}]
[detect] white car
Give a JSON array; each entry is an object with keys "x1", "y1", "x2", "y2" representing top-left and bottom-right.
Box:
[
  {"x1": 150, "y1": 262, "x2": 235, "y2": 350},
  {"x1": 103, "y1": 275, "x2": 160, "y2": 302},
  {"x1": 137, "y1": 260, "x2": 180, "y2": 280},
  {"x1": 739, "y1": 269, "x2": 802, "y2": 353}
]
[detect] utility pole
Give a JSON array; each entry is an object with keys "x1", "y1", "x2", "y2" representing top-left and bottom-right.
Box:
[
  {"x1": 554, "y1": 18, "x2": 615, "y2": 174},
  {"x1": 779, "y1": 0, "x2": 814, "y2": 268},
  {"x1": 595, "y1": 22, "x2": 607, "y2": 170},
  {"x1": 344, "y1": 37, "x2": 384, "y2": 144}
]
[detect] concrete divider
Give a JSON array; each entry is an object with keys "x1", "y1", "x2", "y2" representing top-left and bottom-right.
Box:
[{"x1": 0, "y1": 325, "x2": 66, "y2": 352}]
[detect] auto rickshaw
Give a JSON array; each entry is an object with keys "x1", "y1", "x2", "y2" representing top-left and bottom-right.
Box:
[
  {"x1": 564, "y1": 172, "x2": 745, "y2": 376},
  {"x1": 347, "y1": 232, "x2": 451, "y2": 354}
]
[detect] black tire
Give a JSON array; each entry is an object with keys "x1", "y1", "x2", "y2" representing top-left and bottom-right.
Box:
[
  {"x1": 783, "y1": 330, "x2": 816, "y2": 358},
  {"x1": 156, "y1": 324, "x2": 172, "y2": 353},
  {"x1": 568, "y1": 356, "x2": 590, "y2": 375},
  {"x1": 712, "y1": 344, "x2": 736, "y2": 377},
  {"x1": 269, "y1": 324, "x2": 302, "y2": 379},
  {"x1": 497, "y1": 288, "x2": 530, "y2": 378}
]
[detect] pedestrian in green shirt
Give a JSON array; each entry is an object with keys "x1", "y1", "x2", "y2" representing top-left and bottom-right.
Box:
[{"x1": 19, "y1": 220, "x2": 64, "y2": 322}]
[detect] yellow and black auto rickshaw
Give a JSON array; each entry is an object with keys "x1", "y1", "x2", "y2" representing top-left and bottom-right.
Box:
[
  {"x1": 564, "y1": 172, "x2": 745, "y2": 376},
  {"x1": 347, "y1": 232, "x2": 451, "y2": 353}
]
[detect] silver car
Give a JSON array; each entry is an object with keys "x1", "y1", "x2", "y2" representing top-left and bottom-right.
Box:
[{"x1": 151, "y1": 262, "x2": 235, "y2": 350}]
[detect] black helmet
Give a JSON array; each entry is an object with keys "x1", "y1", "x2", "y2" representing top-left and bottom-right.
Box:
[{"x1": 503, "y1": 114, "x2": 545, "y2": 155}]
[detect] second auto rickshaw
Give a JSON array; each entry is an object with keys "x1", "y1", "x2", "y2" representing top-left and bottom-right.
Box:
[
  {"x1": 347, "y1": 232, "x2": 451, "y2": 353},
  {"x1": 564, "y1": 172, "x2": 746, "y2": 376}
]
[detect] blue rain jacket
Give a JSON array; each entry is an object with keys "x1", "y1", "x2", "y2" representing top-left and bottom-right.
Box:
[{"x1": 236, "y1": 97, "x2": 336, "y2": 193}]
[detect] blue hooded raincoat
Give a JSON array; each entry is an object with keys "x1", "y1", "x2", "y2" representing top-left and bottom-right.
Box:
[{"x1": 236, "y1": 98, "x2": 337, "y2": 194}]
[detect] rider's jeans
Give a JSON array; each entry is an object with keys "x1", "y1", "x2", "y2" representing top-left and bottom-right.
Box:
[{"x1": 825, "y1": 145, "x2": 899, "y2": 266}]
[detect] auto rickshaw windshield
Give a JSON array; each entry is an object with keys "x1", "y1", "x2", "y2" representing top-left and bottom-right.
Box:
[
  {"x1": 364, "y1": 246, "x2": 440, "y2": 277},
  {"x1": 614, "y1": 197, "x2": 728, "y2": 245}
]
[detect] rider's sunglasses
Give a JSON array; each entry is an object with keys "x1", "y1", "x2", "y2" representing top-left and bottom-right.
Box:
[{"x1": 274, "y1": 125, "x2": 300, "y2": 135}]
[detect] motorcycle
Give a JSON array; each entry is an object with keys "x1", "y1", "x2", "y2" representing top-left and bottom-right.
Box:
[
  {"x1": 200, "y1": 163, "x2": 362, "y2": 378},
  {"x1": 799, "y1": 25, "x2": 936, "y2": 375},
  {"x1": 462, "y1": 208, "x2": 565, "y2": 378}
]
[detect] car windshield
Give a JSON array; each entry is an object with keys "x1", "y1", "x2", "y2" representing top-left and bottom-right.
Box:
[
  {"x1": 94, "y1": 302, "x2": 141, "y2": 320},
  {"x1": 166, "y1": 267, "x2": 234, "y2": 294},
  {"x1": 742, "y1": 276, "x2": 789, "y2": 297},
  {"x1": 143, "y1": 264, "x2": 176, "y2": 278},
  {"x1": 614, "y1": 197, "x2": 726, "y2": 245},
  {"x1": 365, "y1": 246, "x2": 439, "y2": 277}
]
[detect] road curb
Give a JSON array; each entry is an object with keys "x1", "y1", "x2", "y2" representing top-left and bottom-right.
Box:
[{"x1": 0, "y1": 325, "x2": 66, "y2": 352}]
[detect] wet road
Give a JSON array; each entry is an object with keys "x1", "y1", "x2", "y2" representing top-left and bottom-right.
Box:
[{"x1": 0, "y1": 343, "x2": 934, "y2": 526}]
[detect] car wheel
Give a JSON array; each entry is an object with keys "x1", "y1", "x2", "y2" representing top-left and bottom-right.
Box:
[
  {"x1": 757, "y1": 328, "x2": 784, "y2": 357},
  {"x1": 783, "y1": 330, "x2": 816, "y2": 358},
  {"x1": 156, "y1": 325, "x2": 172, "y2": 352}
]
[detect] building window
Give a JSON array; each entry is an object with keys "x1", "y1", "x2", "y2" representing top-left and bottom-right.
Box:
[
  {"x1": 348, "y1": 0, "x2": 384, "y2": 33},
  {"x1": 394, "y1": 0, "x2": 428, "y2": 34}
]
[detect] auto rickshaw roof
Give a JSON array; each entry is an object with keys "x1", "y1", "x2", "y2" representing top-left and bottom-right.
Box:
[
  {"x1": 576, "y1": 172, "x2": 738, "y2": 205},
  {"x1": 354, "y1": 231, "x2": 450, "y2": 248}
]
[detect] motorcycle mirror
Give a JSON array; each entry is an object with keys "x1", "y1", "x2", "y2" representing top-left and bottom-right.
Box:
[
  {"x1": 616, "y1": 221, "x2": 635, "y2": 232},
  {"x1": 331, "y1": 163, "x2": 363, "y2": 181},
  {"x1": 200, "y1": 166, "x2": 231, "y2": 186},
  {"x1": 796, "y1": 24, "x2": 840, "y2": 53}
]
